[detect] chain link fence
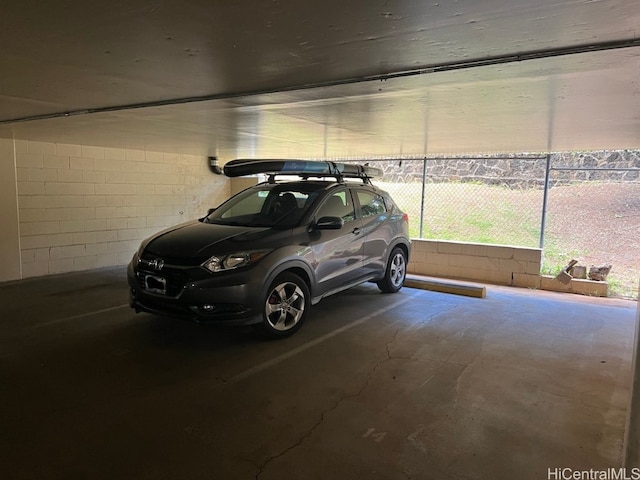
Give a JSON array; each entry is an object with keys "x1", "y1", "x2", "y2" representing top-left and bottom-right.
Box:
[{"x1": 345, "y1": 151, "x2": 640, "y2": 299}]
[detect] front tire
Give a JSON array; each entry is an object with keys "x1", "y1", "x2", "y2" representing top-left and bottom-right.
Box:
[
  {"x1": 260, "y1": 272, "x2": 310, "y2": 338},
  {"x1": 377, "y1": 247, "x2": 407, "y2": 293}
]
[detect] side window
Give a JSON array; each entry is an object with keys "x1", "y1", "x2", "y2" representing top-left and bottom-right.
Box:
[
  {"x1": 356, "y1": 191, "x2": 387, "y2": 218},
  {"x1": 316, "y1": 191, "x2": 355, "y2": 223}
]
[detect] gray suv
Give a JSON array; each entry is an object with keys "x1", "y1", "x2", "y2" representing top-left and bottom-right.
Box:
[{"x1": 128, "y1": 161, "x2": 410, "y2": 338}]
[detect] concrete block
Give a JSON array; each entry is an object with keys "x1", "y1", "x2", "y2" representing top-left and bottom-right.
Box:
[
  {"x1": 59, "y1": 220, "x2": 87, "y2": 233},
  {"x1": 118, "y1": 251, "x2": 135, "y2": 265},
  {"x1": 21, "y1": 250, "x2": 35, "y2": 264},
  {"x1": 95, "y1": 183, "x2": 136, "y2": 195},
  {"x1": 57, "y1": 207, "x2": 95, "y2": 221},
  {"x1": 525, "y1": 261, "x2": 542, "y2": 275},
  {"x1": 14, "y1": 139, "x2": 29, "y2": 154},
  {"x1": 81, "y1": 145, "x2": 105, "y2": 159},
  {"x1": 97, "y1": 230, "x2": 118, "y2": 242},
  {"x1": 84, "y1": 219, "x2": 107, "y2": 232},
  {"x1": 83, "y1": 195, "x2": 106, "y2": 207},
  {"x1": 44, "y1": 155, "x2": 71, "y2": 169},
  {"x1": 34, "y1": 248, "x2": 50, "y2": 261},
  {"x1": 27, "y1": 141, "x2": 56, "y2": 155},
  {"x1": 82, "y1": 170, "x2": 106, "y2": 184},
  {"x1": 57, "y1": 169, "x2": 83, "y2": 182},
  {"x1": 105, "y1": 171, "x2": 131, "y2": 184},
  {"x1": 28, "y1": 168, "x2": 58, "y2": 181},
  {"x1": 125, "y1": 149, "x2": 145, "y2": 162},
  {"x1": 136, "y1": 184, "x2": 156, "y2": 194},
  {"x1": 116, "y1": 206, "x2": 137, "y2": 218},
  {"x1": 117, "y1": 229, "x2": 140, "y2": 241},
  {"x1": 73, "y1": 232, "x2": 98, "y2": 244},
  {"x1": 571, "y1": 279, "x2": 609, "y2": 297},
  {"x1": 448, "y1": 254, "x2": 469, "y2": 269},
  {"x1": 486, "y1": 245, "x2": 515, "y2": 259},
  {"x1": 56, "y1": 144, "x2": 82, "y2": 157},
  {"x1": 429, "y1": 253, "x2": 450, "y2": 267},
  {"x1": 163, "y1": 152, "x2": 180, "y2": 163},
  {"x1": 23, "y1": 222, "x2": 61, "y2": 236},
  {"x1": 541, "y1": 276, "x2": 572, "y2": 293},
  {"x1": 48, "y1": 258, "x2": 74, "y2": 274},
  {"x1": 16, "y1": 153, "x2": 44, "y2": 168},
  {"x1": 95, "y1": 253, "x2": 120, "y2": 267},
  {"x1": 145, "y1": 151, "x2": 164, "y2": 163},
  {"x1": 105, "y1": 195, "x2": 127, "y2": 206},
  {"x1": 21, "y1": 261, "x2": 49, "y2": 278},
  {"x1": 540, "y1": 275, "x2": 609, "y2": 297},
  {"x1": 135, "y1": 206, "x2": 156, "y2": 217},
  {"x1": 45, "y1": 182, "x2": 94, "y2": 195},
  {"x1": 497, "y1": 258, "x2": 527, "y2": 274},
  {"x1": 57, "y1": 195, "x2": 85, "y2": 207},
  {"x1": 127, "y1": 217, "x2": 147, "y2": 229},
  {"x1": 73, "y1": 255, "x2": 99, "y2": 271},
  {"x1": 52, "y1": 245, "x2": 87, "y2": 259},
  {"x1": 18, "y1": 182, "x2": 45, "y2": 195},
  {"x1": 108, "y1": 240, "x2": 139, "y2": 254},
  {"x1": 104, "y1": 147, "x2": 126, "y2": 160},
  {"x1": 18, "y1": 195, "x2": 58, "y2": 209},
  {"x1": 95, "y1": 207, "x2": 118, "y2": 219},
  {"x1": 106, "y1": 218, "x2": 128, "y2": 230},
  {"x1": 512, "y1": 273, "x2": 542, "y2": 289},
  {"x1": 436, "y1": 241, "x2": 463, "y2": 255},
  {"x1": 85, "y1": 243, "x2": 108, "y2": 256},
  {"x1": 513, "y1": 247, "x2": 542, "y2": 263},
  {"x1": 19, "y1": 209, "x2": 50, "y2": 223},
  {"x1": 71, "y1": 157, "x2": 96, "y2": 170},
  {"x1": 16, "y1": 168, "x2": 29, "y2": 182}
]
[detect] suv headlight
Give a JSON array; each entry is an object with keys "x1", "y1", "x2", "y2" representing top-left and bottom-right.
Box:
[{"x1": 202, "y1": 250, "x2": 270, "y2": 273}]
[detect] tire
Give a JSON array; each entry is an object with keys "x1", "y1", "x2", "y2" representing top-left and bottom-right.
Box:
[
  {"x1": 260, "y1": 272, "x2": 310, "y2": 338},
  {"x1": 377, "y1": 247, "x2": 407, "y2": 293}
]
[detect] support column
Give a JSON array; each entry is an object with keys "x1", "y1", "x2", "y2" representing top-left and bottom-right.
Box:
[
  {"x1": 0, "y1": 139, "x2": 21, "y2": 282},
  {"x1": 624, "y1": 280, "x2": 640, "y2": 468}
]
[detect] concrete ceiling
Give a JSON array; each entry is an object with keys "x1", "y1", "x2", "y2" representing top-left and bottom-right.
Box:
[{"x1": 1, "y1": 0, "x2": 639, "y2": 159}]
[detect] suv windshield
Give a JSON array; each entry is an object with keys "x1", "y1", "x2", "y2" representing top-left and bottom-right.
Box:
[{"x1": 205, "y1": 183, "x2": 325, "y2": 227}]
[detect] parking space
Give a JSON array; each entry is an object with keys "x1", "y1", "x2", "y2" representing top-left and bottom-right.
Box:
[{"x1": 0, "y1": 267, "x2": 636, "y2": 479}]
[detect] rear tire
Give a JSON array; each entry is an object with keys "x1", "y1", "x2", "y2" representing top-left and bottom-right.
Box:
[
  {"x1": 260, "y1": 272, "x2": 310, "y2": 338},
  {"x1": 377, "y1": 247, "x2": 407, "y2": 293}
]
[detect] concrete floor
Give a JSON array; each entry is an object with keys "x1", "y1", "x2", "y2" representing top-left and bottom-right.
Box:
[{"x1": 0, "y1": 267, "x2": 636, "y2": 480}]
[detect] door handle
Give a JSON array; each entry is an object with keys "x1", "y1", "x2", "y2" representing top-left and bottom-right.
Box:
[{"x1": 352, "y1": 228, "x2": 361, "y2": 235}]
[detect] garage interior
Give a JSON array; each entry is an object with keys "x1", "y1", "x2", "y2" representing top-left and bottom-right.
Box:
[{"x1": 1, "y1": 1, "x2": 640, "y2": 478}]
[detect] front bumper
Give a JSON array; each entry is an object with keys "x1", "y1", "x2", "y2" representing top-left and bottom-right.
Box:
[{"x1": 127, "y1": 259, "x2": 264, "y2": 325}]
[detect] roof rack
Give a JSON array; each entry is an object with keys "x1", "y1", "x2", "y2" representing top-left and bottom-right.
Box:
[{"x1": 223, "y1": 159, "x2": 382, "y2": 184}]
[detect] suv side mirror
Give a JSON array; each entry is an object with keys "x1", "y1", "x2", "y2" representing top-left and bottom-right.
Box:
[{"x1": 315, "y1": 216, "x2": 344, "y2": 230}]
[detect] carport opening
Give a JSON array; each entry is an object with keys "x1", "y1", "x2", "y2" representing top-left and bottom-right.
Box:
[{"x1": 344, "y1": 150, "x2": 640, "y2": 300}]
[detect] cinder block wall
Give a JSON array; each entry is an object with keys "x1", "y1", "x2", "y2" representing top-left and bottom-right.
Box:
[
  {"x1": 13, "y1": 140, "x2": 230, "y2": 278},
  {"x1": 408, "y1": 239, "x2": 542, "y2": 286}
]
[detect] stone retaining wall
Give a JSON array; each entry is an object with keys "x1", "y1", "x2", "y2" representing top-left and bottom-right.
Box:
[{"x1": 365, "y1": 150, "x2": 640, "y2": 188}]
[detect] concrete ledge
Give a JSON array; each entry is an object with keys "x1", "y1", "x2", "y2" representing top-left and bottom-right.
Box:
[
  {"x1": 540, "y1": 275, "x2": 609, "y2": 297},
  {"x1": 405, "y1": 274, "x2": 486, "y2": 298}
]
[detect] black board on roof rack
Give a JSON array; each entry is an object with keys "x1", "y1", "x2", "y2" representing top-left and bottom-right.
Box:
[{"x1": 223, "y1": 159, "x2": 383, "y2": 182}]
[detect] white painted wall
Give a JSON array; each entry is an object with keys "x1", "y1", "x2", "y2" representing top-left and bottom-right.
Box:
[
  {"x1": 10, "y1": 140, "x2": 230, "y2": 279},
  {"x1": 0, "y1": 139, "x2": 22, "y2": 282}
]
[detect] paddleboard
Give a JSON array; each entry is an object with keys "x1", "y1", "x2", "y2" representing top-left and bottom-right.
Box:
[{"x1": 223, "y1": 159, "x2": 383, "y2": 179}]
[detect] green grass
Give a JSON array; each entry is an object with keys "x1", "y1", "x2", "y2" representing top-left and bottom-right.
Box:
[{"x1": 378, "y1": 180, "x2": 638, "y2": 299}]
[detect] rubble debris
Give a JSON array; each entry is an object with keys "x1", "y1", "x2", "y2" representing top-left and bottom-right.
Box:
[
  {"x1": 589, "y1": 264, "x2": 612, "y2": 281},
  {"x1": 556, "y1": 259, "x2": 578, "y2": 285},
  {"x1": 570, "y1": 264, "x2": 587, "y2": 279}
]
